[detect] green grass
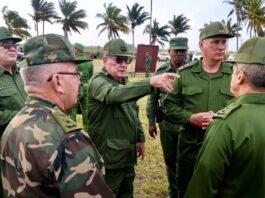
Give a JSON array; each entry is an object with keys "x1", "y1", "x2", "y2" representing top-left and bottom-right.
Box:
[{"x1": 78, "y1": 59, "x2": 168, "y2": 198}]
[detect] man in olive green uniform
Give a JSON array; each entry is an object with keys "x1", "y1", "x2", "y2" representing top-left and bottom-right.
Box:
[
  {"x1": 70, "y1": 43, "x2": 93, "y2": 131},
  {"x1": 0, "y1": 26, "x2": 26, "y2": 197},
  {"x1": 87, "y1": 38, "x2": 179, "y2": 198},
  {"x1": 165, "y1": 21, "x2": 234, "y2": 198},
  {"x1": 1, "y1": 34, "x2": 113, "y2": 197},
  {"x1": 185, "y1": 37, "x2": 265, "y2": 198},
  {"x1": 146, "y1": 37, "x2": 189, "y2": 198}
]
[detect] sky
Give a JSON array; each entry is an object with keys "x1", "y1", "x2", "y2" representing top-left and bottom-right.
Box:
[{"x1": 0, "y1": 0, "x2": 249, "y2": 51}]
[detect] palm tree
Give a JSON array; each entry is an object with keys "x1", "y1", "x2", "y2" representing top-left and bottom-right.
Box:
[
  {"x1": 143, "y1": 19, "x2": 170, "y2": 47},
  {"x1": 30, "y1": 0, "x2": 58, "y2": 35},
  {"x1": 223, "y1": 0, "x2": 244, "y2": 49},
  {"x1": 168, "y1": 14, "x2": 191, "y2": 36},
  {"x1": 126, "y1": 3, "x2": 150, "y2": 48},
  {"x1": 241, "y1": 0, "x2": 265, "y2": 37},
  {"x1": 2, "y1": 6, "x2": 31, "y2": 39},
  {"x1": 221, "y1": 18, "x2": 242, "y2": 38},
  {"x1": 96, "y1": 3, "x2": 130, "y2": 41},
  {"x1": 56, "y1": 0, "x2": 88, "y2": 40}
]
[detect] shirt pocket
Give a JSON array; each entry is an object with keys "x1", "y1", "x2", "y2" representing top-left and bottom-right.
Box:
[
  {"x1": 102, "y1": 138, "x2": 132, "y2": 166},
  {"x1": 0, "y1": 86, "x2": 20, "y2": 108},
  {"x1": 220, "y1": 87, "x2": 233, "y2": 97},
  {"x1": 182, "y1": 86, "x2": 203, "y2": 109}
]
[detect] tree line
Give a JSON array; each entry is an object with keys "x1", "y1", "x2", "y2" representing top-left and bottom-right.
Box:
[{"x1": 2, "y1": 0, "x2": 265, "y2": 48}]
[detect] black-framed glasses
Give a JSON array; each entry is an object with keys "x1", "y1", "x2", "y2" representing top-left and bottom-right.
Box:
[
  {"x1": 0, "y1": 42, "x2": 19, "y2": 50},
  {"x1": 47, "y1": 72, "x2": 82, "y2": 82},
  {"x1": 110, "y1": 56, "x2": 132, "y2": 64}
]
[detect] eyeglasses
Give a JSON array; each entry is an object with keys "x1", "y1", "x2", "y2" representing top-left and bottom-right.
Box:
[
  {"x1": 110, "y1": 56, "x2": 132, "y2": 64},
  {"x1": 0, "y1": 42, "x2": 19, "y2": 50},
  {"x1": 47, "y1": 72, "x2": 82, "y2": 82}
]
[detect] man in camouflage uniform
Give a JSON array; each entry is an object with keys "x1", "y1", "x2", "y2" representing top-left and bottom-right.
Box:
[
  {"x1": 165, "y1": 21, "x2": 234, "y2": 198},
  {"x1": 0, "y1": 34, "x2": 113, "y2": 198},
  {"x1": 70, "y1": 43, "x2": 93, "y2": 131},
  {"x1": 146, "y1": 37, "x2": 189, "y2": 198},
  {"x1": 0, "y1": 26, "x2": 26, "y2": 197},
  {"x1": 185, "y1": 37, "x2": 265, "y2": 198},
  {"x1": 87, "y1": 38, "x2": 179, "y2": 198}
]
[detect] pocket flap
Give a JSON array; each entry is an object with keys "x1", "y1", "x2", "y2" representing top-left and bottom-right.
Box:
[
  {"x1": 106, "y1": 139, "x2": 130, "y2": 150},
  {"x1": 220, "y1": 87, "x2": 232, "y2": 96},
  {"x1": 182, "y1": 87, "x2": 203, "y2": 95},
  {"x1": 0, "y1": 86, "x2": 17, "y2": 96}
]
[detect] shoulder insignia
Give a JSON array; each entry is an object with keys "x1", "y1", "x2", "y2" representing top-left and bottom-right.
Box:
[
  {"x1": 213, "y1": 103, "x2": 241, "y2": 119},
  {"x1": 178, "y1": 61, "x2": 197, "y2": 71},
  {"x1": 52, "y1": 112, "x2": 82, "y2": 133}
]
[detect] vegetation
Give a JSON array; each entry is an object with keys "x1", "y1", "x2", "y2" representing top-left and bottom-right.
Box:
[
  {"x1": 168, "y1": 14, "x2": 191, "y2": 37},
  {"x1": 96, "y1": 3, "x2": 129, "y2": 41},
  {"x1": 56, "y1": 0, "x2": 88, "y2": 40},
  {"x1": 143, "y1": 19, "x2": 170, "y2": 48},
  {"x1": 29, "y1": 0, "x2": 58, "y2": 35},
  {"x1": 1, "y1": 6, "x2": 31, "y2": 38},
  {"x1": 126, "y1": 3, "x2": 150, "y2": 48}
]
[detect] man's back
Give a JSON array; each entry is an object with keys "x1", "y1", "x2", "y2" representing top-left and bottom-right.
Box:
[{"x1": 1, "y1": 97, "x2": 112, "y2": 197}]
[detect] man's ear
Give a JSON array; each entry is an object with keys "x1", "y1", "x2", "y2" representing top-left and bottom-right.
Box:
[
  {"x1": 236, "y1": 71, "x2": 246, "y2": 85},
  {"x1": 103, "y1": 56, "x2": 108, "y2": 65},
  {"x1": 199, "y1": 40, "x2": 203, "y2": 51},
  {"x1": 51, "y1": 74, "x2": 64, "y2": 94}
]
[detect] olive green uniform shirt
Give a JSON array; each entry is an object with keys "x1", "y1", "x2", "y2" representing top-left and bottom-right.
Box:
[
  {"x1": 88, "y1": 68, "x2": 149, "y2": 169},
  {"x1": 184, "y1": 93, "x2": 265, "y2": 198},
  {"x1": 165, "y1": 60, "x2": 233, "y2": 139},
  {"x1": 146, "y1": 61, "x2": 177, "y2": 125},
  {"x1": 0, "y1": 66, "x2": 26, "y2": 133}
]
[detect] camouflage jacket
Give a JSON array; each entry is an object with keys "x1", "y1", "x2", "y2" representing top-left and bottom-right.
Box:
[{"x1": 1, "y1": 96, "x2": 113, "y2": 198}]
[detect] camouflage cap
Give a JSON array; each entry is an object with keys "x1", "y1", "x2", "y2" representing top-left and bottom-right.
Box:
[
  {"x1": 23, "y1": 34, "x2": 89, "y2": 67},
  {"x1": 232, "y1": 37, "x2": 265, "y2": 65},
  {"x1": 103, "y1": 39, "x2": 133, "y2": 57},
  {"x1": 169, "y1": 37, "x2": 189, "y2": 50},
  {"x1": 199, "y1": 21, "x2": 234, "y2": 41},
  {"x1": 0, "y1": 26, "x2": 22, "y2": 43},
  {"x1": 74, "y1": 42, "x2": 84, "y2": 52}
]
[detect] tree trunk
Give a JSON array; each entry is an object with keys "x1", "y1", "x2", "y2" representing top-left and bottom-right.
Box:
[
  {"x1": 43, "y1": 20, "x2": 45, "y2": 35},
  {"x1": 64, "y1": 29, "x2": 68, "y2": 40}
]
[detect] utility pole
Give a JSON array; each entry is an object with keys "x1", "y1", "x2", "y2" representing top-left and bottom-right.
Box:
[{"x1": 150, "y1": 0, "x2": 153, "y2": 44}]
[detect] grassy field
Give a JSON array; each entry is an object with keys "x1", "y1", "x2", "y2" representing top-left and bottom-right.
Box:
[{"x1": 80, "y1": 59, "x2": 169, "y2": 197}]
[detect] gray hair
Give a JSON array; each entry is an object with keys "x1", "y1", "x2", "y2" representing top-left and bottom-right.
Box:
[
  {"x1": 235, "y1": 63, "x2": 265, "y2": 88},
  {"x1": 20, "y1": 64, "x2": 55, "y2": 85}
]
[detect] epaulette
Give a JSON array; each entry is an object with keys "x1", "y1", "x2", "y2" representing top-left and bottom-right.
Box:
[
  {"x1": 178, "y1": 61, "x2": 198, "y2": 71},
  {"x1": 213, "y1": 103, "x2": 241, "y2": 119},
  {"x1": 52, "y1": 112, "x2": 82, "y2": 133}
]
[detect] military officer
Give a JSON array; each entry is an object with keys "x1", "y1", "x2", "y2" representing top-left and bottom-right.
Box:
[
  {"x1": 0, "y1": 26, "x2": 26, "y2": 197},
  {"x1": 87, "y1": 38, "x2": 179, "y2": 198},
  {"x1": 70, "y1": 43, "x2": 93, "y2": 132},
  {"x1": 0, "y1": 27, "x2": 26, "y2": 134},
  {"x1": 0, "y1": 34, "x2": 113, "y2": 197},
  {"x1": 164, "y1": 21, "x2": 234, "y2": 198},
  {"x1": 146, "y1": 37, "x2": 189, "y2": 198},
  {"x1": 184, "y1": 37, "x2": 265, "y2": 198}
]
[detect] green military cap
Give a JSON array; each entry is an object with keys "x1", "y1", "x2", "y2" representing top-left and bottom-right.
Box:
[
  {"x1": 199, "y1": 21, "x2": 234, "y2": 41},
  {"x1": 74, "y1": 42, "x2": 84, "y2": 52},
  {"x1": 23, "y1": 34, "x2": 89, "y2": 67},
  {"x1": 0, "y1": 26, "x2": 22, "y2": 43},
  {"x1": 103, "y1": 39, "x2": 133, "y2": 57},
  {"x1": 232, "y1": 37, "x2": 265, "y2": 65},
  {"x1": 169, "y1": 37, "x2": 189, "y2": 50}
]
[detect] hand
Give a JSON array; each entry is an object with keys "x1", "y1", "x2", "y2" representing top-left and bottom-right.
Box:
[
  {"x1": 188, "y1": 111, "x2": 214, "y2": 129},
  {"x1": 150, "y1": 73, "x2": 179, "y2": 92},
  {"x1": 148, "y1": 124, "x2": 157, "y2": 138},
  {"x1": 136, "y1": 143, "x2": 145, "y2": 160}
]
